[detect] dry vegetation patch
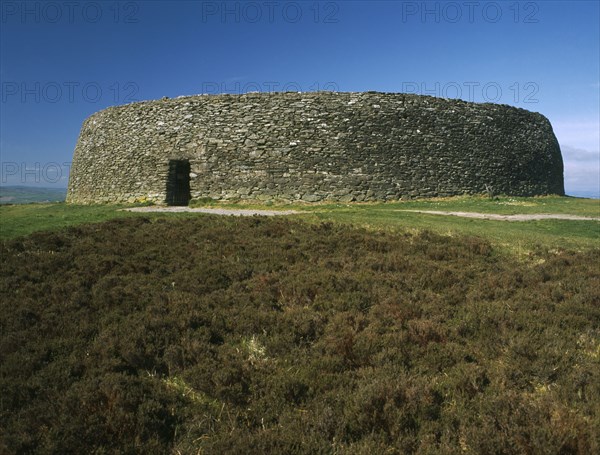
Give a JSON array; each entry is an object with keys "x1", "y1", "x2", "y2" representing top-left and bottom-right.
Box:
[{"x1": 1, "y1": 217, "x2": 598, "y2": 453}]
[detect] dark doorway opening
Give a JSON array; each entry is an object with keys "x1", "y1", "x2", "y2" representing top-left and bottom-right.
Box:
[{"x1": 166, "y1": 160, "x2": 191, "y2": 206}]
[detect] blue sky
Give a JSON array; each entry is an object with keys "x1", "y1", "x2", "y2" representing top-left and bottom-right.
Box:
[{"x1": 1, "y1": 0, "x2": 599, "y2": 197}]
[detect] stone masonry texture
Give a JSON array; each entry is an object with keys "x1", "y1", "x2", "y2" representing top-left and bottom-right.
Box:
[{"x1": 66, "y1": 91, "x2": 564, "y2": 204}]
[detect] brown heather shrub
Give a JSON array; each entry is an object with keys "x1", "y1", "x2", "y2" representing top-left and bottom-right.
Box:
[{"x1": 1, "y1": 216, "x2": 599, "y2": 454}]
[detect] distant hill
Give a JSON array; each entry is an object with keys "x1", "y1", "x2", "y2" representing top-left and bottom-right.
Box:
[
  {"x1": 567, "y1": 190, "x2": 600, "y2": 199},
  {"x1": 0, "y1": 186, "x2": 66, "y2": 204}
]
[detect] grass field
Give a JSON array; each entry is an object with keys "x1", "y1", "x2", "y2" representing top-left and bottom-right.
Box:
[
  {"x1": 0, "y1": 203, "x2": 138, "y2": 240},
  {"x1": 299, "y1": 196, "x2": 599, "y2": 254},
  {"x1": 1, "y1": 196, "x2": 598, "y2": 254}
]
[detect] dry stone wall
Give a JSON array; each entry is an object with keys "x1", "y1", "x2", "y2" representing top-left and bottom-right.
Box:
[{"x1": 66, "y1": 91, "x2": 564, "y2": 204}]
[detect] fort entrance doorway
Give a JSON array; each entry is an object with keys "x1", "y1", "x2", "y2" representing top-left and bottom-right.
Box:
[{"x1": 166, "y1": 160, "x2": 191, "y2": 206}]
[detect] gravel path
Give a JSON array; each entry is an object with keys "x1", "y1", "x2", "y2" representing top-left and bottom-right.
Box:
[
  {"x1": 122, "y1": 207, "x2": 599, "y2": 221},
  {"x1": 399, "y1": 210, "x2": 600, "y2": 222},
  {"x1": 122, "y1": 207, "x2": 300, "y2": 216}
]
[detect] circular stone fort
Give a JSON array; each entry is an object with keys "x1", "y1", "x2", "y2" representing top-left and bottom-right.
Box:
[{"x1": 66, "y1": 91, "x2": 564, "y2": 205}]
